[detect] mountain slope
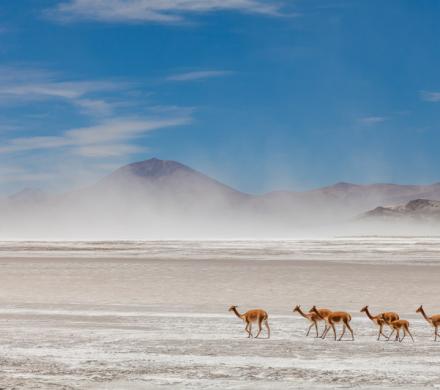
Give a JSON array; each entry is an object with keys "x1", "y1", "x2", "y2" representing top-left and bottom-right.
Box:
[
  {"x1": 8, "y1": 188, "x2": 47, "y2": 204},
  {"x1": 96, "y1": 158, "x2": 248, "y2": 200},
  {"x1": 257, "y1": 181, "x2": 440, "y2": 222},
  {"x1": 363, "y1": 199, "x2": 440, "y2": 220},
  {"x1": 80, "y1": 158, "x2": 250, "y2": 215}
]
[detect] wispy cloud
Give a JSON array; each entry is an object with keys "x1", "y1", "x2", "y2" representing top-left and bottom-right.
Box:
[
  {"x1": 73, "y1": 98, "x2": 114, "y2": 116},
  {"x1": 166, "y1": 70, "x2": 233, "y2": 82},
  {"x1": 420, "y1": 90, "x2": 440, "y2": 102},
  {"x1": 0, "y1": 80, "x2": 121, "y2": 100},
  {"x1": 0, "y1": 66, "x2": 194, "y2": 191},
  {"x1": 0, "y1": 66, "x2": 128, "y2": 117},
  {"x1": 358, "y1": 116, "x2": 387, "y2": 125},
  {"x1": 0, "y1": 117, "x2": 190, "y2": 157},
  {"x1": 47, "y1": 0, "x2": 285, "y2": 24}
]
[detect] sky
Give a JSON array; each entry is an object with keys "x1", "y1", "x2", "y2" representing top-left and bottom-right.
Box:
[{"x1": 1, "y1": 0, "x2": 440, "y2": 195}]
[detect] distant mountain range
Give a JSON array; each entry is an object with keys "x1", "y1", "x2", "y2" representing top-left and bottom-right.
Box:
[
  {"x1": 2, "y1": 158, "x2": 440, "y2": 238},
  {"x1": 362, "y1": 199, "x2": 440, "y2": 220}
]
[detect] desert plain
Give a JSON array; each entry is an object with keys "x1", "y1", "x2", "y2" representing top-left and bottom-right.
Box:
[{"x1": 0, "y1": 238, "x2": 439, "y2": 389}]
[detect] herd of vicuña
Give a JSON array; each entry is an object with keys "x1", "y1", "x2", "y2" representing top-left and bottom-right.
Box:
[{"x1": 228, "y1": 304, "x2": 440, "y2": 342}]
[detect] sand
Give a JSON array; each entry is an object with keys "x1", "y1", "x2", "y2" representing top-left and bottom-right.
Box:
[{"x1": 0, "y1": 240, "x2": 439, "y2": 389}]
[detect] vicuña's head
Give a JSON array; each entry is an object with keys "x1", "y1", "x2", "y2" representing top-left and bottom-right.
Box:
[
  {"x1": 416, "y1": 305, "x2": 423, "y2": 313},
  {"x1": 310, "y1": 305, "x2": 318, "y2": 313},
  {"x1": 360, "y1": 305, "x2": 368, "y2": 312},
  {"x1": 293, "y1": 305, "x2": 300, "y2": 312},
  {"x1": 228, "y1": 305, "x2": 238, "y2": 312}
]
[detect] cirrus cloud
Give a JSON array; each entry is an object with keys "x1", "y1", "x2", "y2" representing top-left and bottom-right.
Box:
[
  {"x1": 166, "y1": 70, "x2": 233, "y2": 82},
  {"x1": 358, "y1": 116, "x2": 387, "y2": 125},
  {"x1": 0, "y1": 116, "x2": 191, "y2": 157},
  {"x1": 0, "y1": 65, "x2": 194, "y2": 191},
  {"x1": 47, "y1": 0, "x2": 286, "y2": 24},
  {"x1": 420, "y1": 90, "x2": 440, "y2": 102}
]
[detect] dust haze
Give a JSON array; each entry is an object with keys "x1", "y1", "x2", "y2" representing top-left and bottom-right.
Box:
[{"x1": 1, "y1": 158, "x2": 440, "y2": 240}]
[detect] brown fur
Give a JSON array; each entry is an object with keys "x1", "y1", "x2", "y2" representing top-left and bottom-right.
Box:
[
  {"x1": 311, "y1": 305, "x2": 354, "y2": 341},
  {"x1": 229, "y1": 305, "x2": 270, "y2": 338},
  {"x1": 416, "y1": 305, "x2": 440, "y2": 341},
  {"x1": 387, "y1": 319, "x2": 414, "y2": 342},
  {"x1": 360, "y1": 305, "x2": 399, "y2": 341},
  {"x1": 293, "y1": 305, "x2": 331, "y2": 338}
]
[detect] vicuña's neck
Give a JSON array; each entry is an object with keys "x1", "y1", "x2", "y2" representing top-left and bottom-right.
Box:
[
  {"x1": 418, "y1": 307, "x2": 431, "y2": 323},
  {"x1": 296, "y1": 307, "x2": 309, "y2": 319},
  {"x1": 313, "y1": 308, "x2": 324, "y2": 320},
  {"x1": 364, "y1": 308, "x2": 375, "y2": 321},
  {"x1": 232, "y1": 307, "x2": 243, "y2": 320}
]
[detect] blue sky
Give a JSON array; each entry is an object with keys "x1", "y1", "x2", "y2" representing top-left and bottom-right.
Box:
[{"x1": 1, "y1": 0, "x2": 440, "y2": 195}]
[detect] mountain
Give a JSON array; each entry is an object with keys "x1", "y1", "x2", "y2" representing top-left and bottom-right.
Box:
[
  {"x1": 31, "y1": 158, "x2": 255, "y2": 238},
  {"x1": 8, "y1": 159, "x2": 440, "y2": 212},
  {"x1": 8, "y1": 188, "x2": 47, "y2": 204},
  {"x1": 3, "y1": 157, "x2": 440, "y2": 238},
  {"x1": 95, "y1": 158, "x2": 248, "y2": 202},
  {"x1": 363, "y1": 199, "x2": 440, "y2": 220},
  {"x1": 76, "y1": 158, "x2": 250, "y2": 214},
  {"x1": 256, "y1": 181, "x2": 440, "y2": 224},
  {"x1": 2, "y1": 188, "x2": 48, "y2": 213},
  {"x1": 307, "y1": 182, "x2": 440, "y2": 205}
]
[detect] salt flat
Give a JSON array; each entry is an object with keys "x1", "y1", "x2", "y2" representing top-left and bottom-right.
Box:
[{"x1": 0, "y1": 239, "x2": 439, "y2": 389}]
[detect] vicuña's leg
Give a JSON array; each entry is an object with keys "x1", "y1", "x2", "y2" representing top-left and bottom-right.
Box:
[
  {"x1": 378, "y1": 323, "x2": 387, "y2": 341},
  {"x1": 395, "y1": 328, "x2": 400, "y2": 341},
  {"x1": 255, "y1": 318, "x2": 263, "y2": 338},
  {"x1": 248, "y1": 322, "x2": 253, "y2": 338},
  {"x1": 314, "y1": 321, "x2": 319, "y2": 338},
  {"x1": 330, "y1": 323, "x2": 337, "y2": 341},
  {"x1": 399, "y1": 328, "x2": 406, "y2": 342},
  {"x1": 338, "y1": 324, "x2": 346, "y2": 341},
  {"x1": 405, "y1": 325, "x2": 414, "y2": 342},
  {"x1": 306, "y1": 322, "x2": 314, "y2": 336},
  {"x1": 322, "y1": 323, "x2": 330, "y2": 339},
  {"x1": 346, "y1": 321, "x2": 354, "y2": 341},
  {"x1": 245, "y1": 322, "x2": 252, "y2": 338},
  {"x1": 320, "y1": 324, "x2": 328, "y2": 338},
  {"x1": 265, "y1": 320, "x2": 270, "y2": 339},
  {"x1": 435, "y1": 326, "x2": 438, "y2": 342},
  {"x1": 387, "y1": 328, "x2": 395, "y2": 341}
]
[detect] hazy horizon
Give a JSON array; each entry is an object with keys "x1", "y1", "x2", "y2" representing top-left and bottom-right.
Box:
[{"x1": 1, "y1": 158, "x2": 440, "y2": 241}]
